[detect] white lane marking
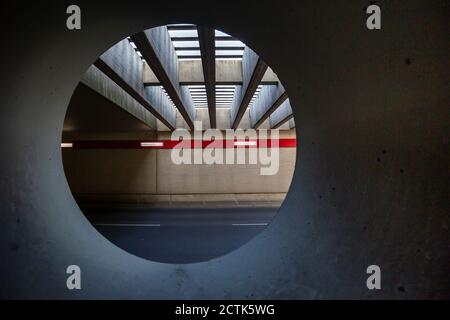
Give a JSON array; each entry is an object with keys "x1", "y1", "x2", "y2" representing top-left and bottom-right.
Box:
[
  {"x1": 94, "y1": 223, "x2": 161, "y2": 227},
  {"x1": 232, "y1": 223, "x2": 268, "y2": 226},
  {"x1": 94, "y1": 223, "x2": 268, "y2": 227}
]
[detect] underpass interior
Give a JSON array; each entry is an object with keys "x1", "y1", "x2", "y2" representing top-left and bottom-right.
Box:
[
  {"x1": 0, "y1": 1, "x2": 448, "y2": 299},
  {"x1": 61, "y1": 25, "x2": 297, "y2": 263}
]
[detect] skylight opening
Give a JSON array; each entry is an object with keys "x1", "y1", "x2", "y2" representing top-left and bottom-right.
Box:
[
  {"x1": 172, "y1": 41, "x2": 200, "y2": 48},
  {"x1": 168, "y1": 30, "x2": 198, "y2": 38},
  {"x1": 177, "y1": 50, "x2": 201, "y2": 56},
  {"x1": 127, "y1": 37, "x2": 145, "y2": 62},
  {"x1": 215, "y1": 30, "x2": 232, "y2": 37},
  {"x1": 216, "y1": 50, "x2": 244, "y2": 56},
  {"x1": 215, "y1": 40, "x2": 245, "y2": 47}
]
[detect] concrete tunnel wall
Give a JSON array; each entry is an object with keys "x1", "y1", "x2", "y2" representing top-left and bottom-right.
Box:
[
  {"x1": 165, "y1": 107, "x2": 291, "y2": 131},
  {"x1": 62, "y1": 97, "x2": 296, "y2": 204},
  {"x1": 0, "y1": 0, "x2": 448, "y2": 299},
  {"x1": 62, "y1": 145, "x2": 296, "y2": 204}
]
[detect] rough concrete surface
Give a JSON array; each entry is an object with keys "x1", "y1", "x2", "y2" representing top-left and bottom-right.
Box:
[{"x1": 0, "y1": 0, "x2": 448, "y2": 299}]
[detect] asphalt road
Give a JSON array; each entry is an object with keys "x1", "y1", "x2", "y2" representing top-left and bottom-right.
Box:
[{"x1": 84, "y1": 206, "x2": 278, "y2": 263}]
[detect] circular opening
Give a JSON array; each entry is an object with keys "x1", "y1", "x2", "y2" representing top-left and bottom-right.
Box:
[{"x1": 61, "y1": 24, "x2": 297, "y2": 263}]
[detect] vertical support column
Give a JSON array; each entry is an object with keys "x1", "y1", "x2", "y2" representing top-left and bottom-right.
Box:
[
  {"x1": 230, "y1": 47, "x2": 268, "y2": 129},
  {"x1": 250, "y1": 84, "x2": 288, "y2": 129},
  {"x1": 131, "y1": 27, "x2": 195, "y2": 130},
  {"x1": 197, "y1": 26, "x2": 216, "y2": 128},
  {"x1": 93, "y1": 38, "x2": 176, "y2": 130},
  {"x1": 81, "y1": 65, "x2": 157, "y2": 130},
  {"x1": 270, "y1": 99, "x2": 294, "y2": 129}
]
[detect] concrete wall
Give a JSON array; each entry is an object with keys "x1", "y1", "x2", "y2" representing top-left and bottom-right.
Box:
[
  {"x1": 1, "y1": 0, "x2": 448, "y2": 299},
  {"x1": 63, "y1": 149, "x2": 157, "y2": 194},
  {"x1": 81, "y1": 66, "x2": 157, "y2": 129},
  {"x1": 143, "y1": 60, "x2": 280, "y2": 85},
  {"x1": 99, "y1": 38, "x2": 146, "y2": 96},
  {"x1": 61, "y1": 131, "x2": 296, "y2": 204},
  {"x1": 144, "y1": 26, "x2": 196, "y2": 123},
  {"x1": 157, "y1": 107, "x2": 294, "y2": 131}
]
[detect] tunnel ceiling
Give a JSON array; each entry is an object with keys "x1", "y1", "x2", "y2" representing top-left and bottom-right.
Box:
[
  {"x1": 63, "y1": 84, "x2": 153, "y2": 133},
  {"x1": 87, "y1": 23, "x2": 294, "y2": 131}
]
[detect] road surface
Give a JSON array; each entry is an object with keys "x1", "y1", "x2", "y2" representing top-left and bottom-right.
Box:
[{"x1": 83, "y1": 206, "x2": 278, "y2": 263}]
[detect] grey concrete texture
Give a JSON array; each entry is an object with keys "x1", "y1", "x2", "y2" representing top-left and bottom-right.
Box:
[
  {"x1": 289, "y1": 118, "x2": 295, "y2": 129},
  {"x1": 144, "y1": 26, "x2": 196, "y2": 123},
  {"x1": 250, "y1": 84, "x2": 286, "y2": 128},
  {"x1": 230, "y1": 48, "x2": 261, "y2": 123},
  {"x1": 99, "y1": 38, "x2": 145, "y2": 96},
  {"x1": 145, "y1": 26, "x2": 180, "y2": 90},
  {"x1": 143, "y1": 60, "x2": 280, "y2": 85},
  {"x1": 165, "y1": 107, "x2": 295, "y2": 131},
  {"x1": 0, "y1": 0, "x2": 448, "y2": 299},
  {"x1": 230, "y1": 85, "x2": 243, "y2": 122},
  {"x1": 81, "y1": 65, "x2": 157, "y2": 129},
  {"x1": 143, "y1": 85, "x2": 177, "y2": 127},
  {"x1": 74, "y1": 194, "x2": 286, "y2": 207},
  {"x1": 62, "y1": 147, "x2": 296, "y2": 196},
  {"x1": 98, "y1": 37, "x2": 178, "y2": 128},
  {"x1": 270, "y1": 99, "x2": 293, "y2": 128}
]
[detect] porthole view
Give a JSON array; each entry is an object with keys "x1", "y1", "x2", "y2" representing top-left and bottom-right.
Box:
[{"x1": 61, "y1": 24, "x2": 296, "y2": 263}]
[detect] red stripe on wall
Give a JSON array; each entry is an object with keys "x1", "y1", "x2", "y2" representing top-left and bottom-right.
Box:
[{"x1": 61, "y1": 139, "x2": 297, "y2": 149}]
